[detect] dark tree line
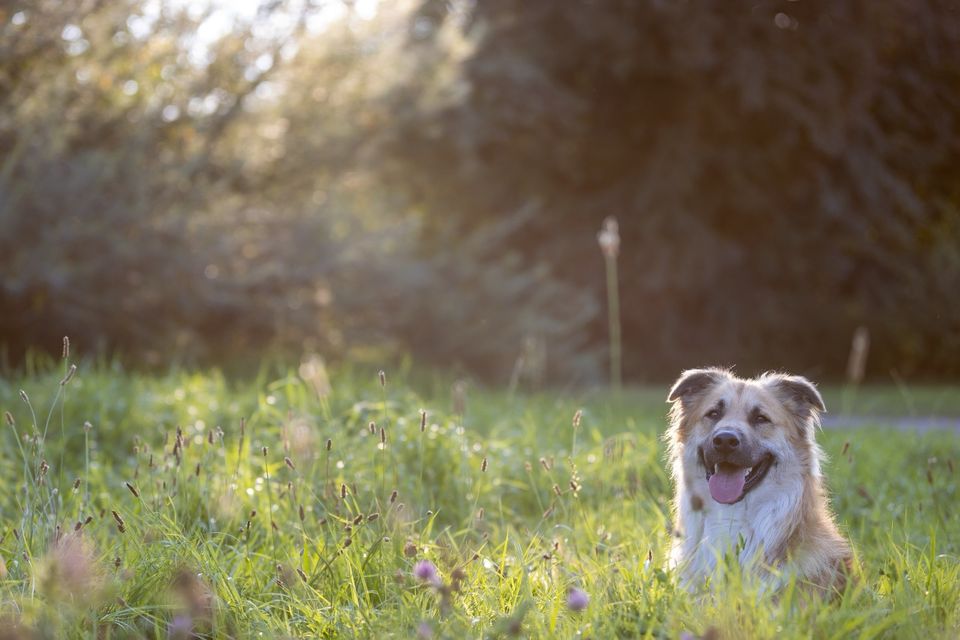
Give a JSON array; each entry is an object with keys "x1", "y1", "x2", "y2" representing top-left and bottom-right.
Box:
[
  {"x1": 379, "y1": 0, "x2": 960, "y2": 379},
  {"x1": 2, "y1": 1, "x2": 958, "y2": 382}
]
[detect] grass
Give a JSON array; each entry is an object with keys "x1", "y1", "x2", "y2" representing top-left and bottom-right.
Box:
[{"x1": 0, "y1": 356, "x2": 958, "y2": 639}]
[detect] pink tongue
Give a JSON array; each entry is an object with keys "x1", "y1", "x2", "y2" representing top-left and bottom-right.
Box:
[{"x1": 708, "y1": 466, "x2": 746, "y2": 504}]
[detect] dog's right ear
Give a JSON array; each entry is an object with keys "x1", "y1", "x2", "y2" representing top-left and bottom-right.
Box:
[{"x1": 667, "y1": 368, "x2": 728, "y2": 405}]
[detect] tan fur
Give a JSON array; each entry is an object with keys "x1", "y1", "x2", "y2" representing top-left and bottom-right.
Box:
[{"x1": 665, "y1": 368, "x2": 852, "y2": 595}]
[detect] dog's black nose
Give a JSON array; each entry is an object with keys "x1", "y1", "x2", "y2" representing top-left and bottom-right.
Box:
[{"x1": 712, "y1": 430, "x2": 740, "y2": 453}]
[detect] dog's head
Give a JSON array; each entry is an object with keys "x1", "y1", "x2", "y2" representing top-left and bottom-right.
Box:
[{"x1": 666, "y1": 368, "x2": 825, "y2": 505}]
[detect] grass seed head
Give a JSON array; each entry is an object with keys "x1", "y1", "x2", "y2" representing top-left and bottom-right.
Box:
[
  {"x1": 172, "y1": 568, "x2": 214, "y2": 623},
  {"x1": 111, "y1": 510, "x2": 125, "y2": 526},
  {"x1": 59, "y1": 364, "x2": 77, "y2": 386},
  {"x1": 597, "y1": 216, "x2": 620, "y2": 258},
  {"x1": 37, "y1": 534, "x2": 102, "y2": 603},
  {"x1": 846, "y1": 326, "x2": 870, "y2": 385},
  {"x1": 452, "y1": 381, "x2": 467, "y2": 415}
]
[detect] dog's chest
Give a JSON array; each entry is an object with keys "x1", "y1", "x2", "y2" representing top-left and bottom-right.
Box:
[
  {"x1": 700, "y1": 503, "x2": 755, "y2": 548},
  {"x1": 679, "y1": 492, "x2": 796, "y2": 581},
  {"x1": 687, "y1": 502, "x2": 758, "y2": 569}
]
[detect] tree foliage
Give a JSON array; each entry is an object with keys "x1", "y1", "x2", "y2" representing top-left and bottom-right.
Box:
[
  {"x1": 2, "y1": 0, "x2": 958, "y2": 381},
  {"x1": 378, "y1": 0, "x2": 960, "y2": 378}
]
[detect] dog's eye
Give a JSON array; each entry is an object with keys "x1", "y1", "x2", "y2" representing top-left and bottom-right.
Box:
[
  {"x1": 753, "y1": 414, "x2": 770, "y2": 425},
  {"x1": 705, "y1": 409, "x2": 721, "y2": 420}
]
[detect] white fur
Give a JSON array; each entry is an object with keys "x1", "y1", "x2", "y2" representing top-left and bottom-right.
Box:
[{"x1": 670, "y1": 440, "x2": 806, "y2": 589}]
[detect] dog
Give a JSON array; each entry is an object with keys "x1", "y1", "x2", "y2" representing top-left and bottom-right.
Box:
[{"x1": 665, "y1": 368, "x2": 852, "y2": 594}]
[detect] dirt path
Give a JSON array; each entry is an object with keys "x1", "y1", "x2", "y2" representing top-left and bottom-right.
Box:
[{"x1": 822, "y1": 415, "x2": 960, "y2": 433}]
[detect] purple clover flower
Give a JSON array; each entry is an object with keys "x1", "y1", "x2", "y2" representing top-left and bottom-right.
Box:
[
  {"x1": 167, "y1": 615, "x2": 193, "y2": 639},
  {"x1": 567, "y1": 587, "x2": 589, "y2": 612},
  {"x1": 413, "y1": 560, "x2": 440, "y2": 585}
]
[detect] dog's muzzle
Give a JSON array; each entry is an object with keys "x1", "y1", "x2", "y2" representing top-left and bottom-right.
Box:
[{"x1": 698, "y1": 430, "x2": 775, "y2": 504}]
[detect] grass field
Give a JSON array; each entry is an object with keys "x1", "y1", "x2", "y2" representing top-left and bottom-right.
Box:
[{"x1": 0, "y1": 358, "x2": 958, "y2": 639}]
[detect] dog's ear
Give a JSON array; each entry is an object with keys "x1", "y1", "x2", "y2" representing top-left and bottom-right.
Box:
[
  {"x1": 667, "y1": 368, "x2": 728, "y2": 406},
  {"x1": 765, "y1": 374, "x2": 826, "y2": 418}
]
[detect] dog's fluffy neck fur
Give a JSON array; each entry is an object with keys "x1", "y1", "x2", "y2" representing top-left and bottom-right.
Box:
[{"x1": 671, "y1": 447, "x2": 811, "y2": 588}]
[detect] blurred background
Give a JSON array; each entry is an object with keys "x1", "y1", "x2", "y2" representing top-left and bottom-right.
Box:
[{"x1": 1, "y1": 0, "x2": 958, "y2": 385}]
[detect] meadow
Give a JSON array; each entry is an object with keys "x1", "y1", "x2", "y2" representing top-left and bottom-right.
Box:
[{"x1": 0, "y1": 354, "x2": 958, "y2": 639}]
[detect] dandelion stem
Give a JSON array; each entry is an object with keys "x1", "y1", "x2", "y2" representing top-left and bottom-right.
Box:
[
  {"x1": 604, "y1": 252, "x2": 622, "y2": 391},
  {"x1": 598, "y1": 217, "x2": 622, "y2": 391}
]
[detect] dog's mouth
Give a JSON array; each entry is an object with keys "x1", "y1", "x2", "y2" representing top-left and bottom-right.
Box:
[{"x1": 698, "y1": 447, "x2": 775, "y2": 504}]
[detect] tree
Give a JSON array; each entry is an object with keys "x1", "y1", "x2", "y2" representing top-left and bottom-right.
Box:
[{"x1": 375, "y1": 0, "x2": 960, "y2": 378}]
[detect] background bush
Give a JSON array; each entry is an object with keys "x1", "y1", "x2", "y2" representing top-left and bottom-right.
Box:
[{"x1": 2, "y1": 0, "x2": 959, "y2": 382}]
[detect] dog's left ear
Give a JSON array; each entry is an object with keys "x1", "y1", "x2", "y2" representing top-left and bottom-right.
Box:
[
  {"x1": 765, "y1": 374, "x2": 826, "y2": 419},
  {"x1": 668, "y1": 368, "x2": 728, "y2": 406}
]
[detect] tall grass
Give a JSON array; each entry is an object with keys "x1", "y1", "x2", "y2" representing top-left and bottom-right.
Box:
[{"x1": 0, "y1": 359, "x2": 957, "y2": 638}]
